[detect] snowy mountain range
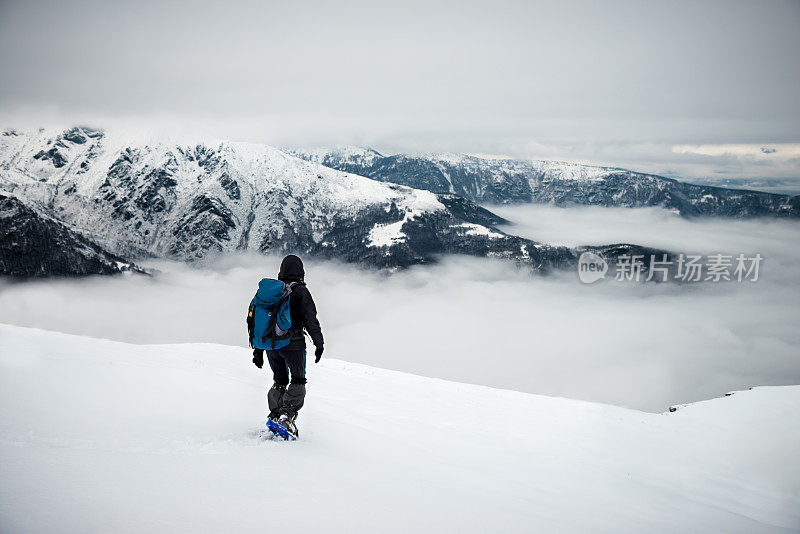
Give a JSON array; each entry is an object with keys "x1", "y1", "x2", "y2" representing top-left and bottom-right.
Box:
[
  {"x1": 0, "y1": 127, "x2": 664, "y2": 277},
  {"x1": 2, "y1": 323, "x2": 798, "y2": 533},
  {"x1": 294, "y1": 147, "x2": 800, "y2": 218}
]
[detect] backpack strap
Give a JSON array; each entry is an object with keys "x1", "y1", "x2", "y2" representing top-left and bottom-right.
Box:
[{"x1": 246, "y1": 297, "x2": 256, "y2": 348}]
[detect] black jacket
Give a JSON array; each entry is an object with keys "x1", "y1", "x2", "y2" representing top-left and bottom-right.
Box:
[
  {"x1": 278, "y1": 255, "x2": 323, "y2": 351},
  {"x1": 284, "y1": 283, "x2": 323, "y2": 350}
]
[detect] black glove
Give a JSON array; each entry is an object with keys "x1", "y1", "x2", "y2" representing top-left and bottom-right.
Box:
[
  {"x1": 314, "y1": 345, "x2": 324, "y2": 363},
  {"x1": 252, "y1": 348, "x2": 264, "y2": 369}
]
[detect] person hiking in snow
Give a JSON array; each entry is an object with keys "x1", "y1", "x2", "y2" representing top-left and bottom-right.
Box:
[{"x1": 248, "y1": 255, "x2": 324, "y2": 438}]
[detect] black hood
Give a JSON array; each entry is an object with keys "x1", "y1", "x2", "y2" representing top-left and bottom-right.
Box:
[{"x1": 278, "y1": 254, "x2": 305, "y2": 282}]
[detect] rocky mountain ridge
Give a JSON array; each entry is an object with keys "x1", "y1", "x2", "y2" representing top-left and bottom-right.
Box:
[{"x1": 293, "y1": 147, "x2": 800, "y2": 218}]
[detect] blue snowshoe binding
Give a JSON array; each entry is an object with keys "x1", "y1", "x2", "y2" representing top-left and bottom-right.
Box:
[{"x1": 267, "y1": 414, "x2": 298, "y2": 441}]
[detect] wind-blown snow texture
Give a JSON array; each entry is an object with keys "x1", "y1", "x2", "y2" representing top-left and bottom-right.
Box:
[
  {"x1": 294, "y1": 147, "x2": 800, "y2": 218},
  {"x1": 0, "y1": 324, "x2": 797, "y2": 533},
  {"x1": 0, "y1": 128, "x2": 665, "y2": 277}
]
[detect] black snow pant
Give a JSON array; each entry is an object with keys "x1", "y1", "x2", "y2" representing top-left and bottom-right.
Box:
[{"x1": 266, "y1": 349, "x2": 307, "y2": 419}]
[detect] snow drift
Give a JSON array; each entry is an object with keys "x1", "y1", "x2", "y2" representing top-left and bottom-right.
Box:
[{"x1": 0, "y1": 324, "x2": 798, "y2": 533}]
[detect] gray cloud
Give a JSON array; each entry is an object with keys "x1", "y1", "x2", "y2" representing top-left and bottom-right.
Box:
[{"x1": 1, "y1": 0, "x2": 799, "y2": 182}]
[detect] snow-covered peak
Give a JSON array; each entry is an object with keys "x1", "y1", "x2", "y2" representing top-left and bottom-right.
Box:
[
  {"x1": 0, "y1": 129, "x2": 443, "y2": 216},
  {"x1": 291, "y1": 145, "x2": 385, "y2": 166},
  {"x1": 414, "y1": 152, "x2": 615, "y2": 182},
  {"x1": 524, "y1": 158, "x2": 619, "y2": 182},
  {"x1": 7, "y1": 128, "x2": 570, "y2": 269}
]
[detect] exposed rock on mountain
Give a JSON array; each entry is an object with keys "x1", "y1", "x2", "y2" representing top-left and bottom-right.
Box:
[
  {"x1": 0, "y1": 128, "x2": 669, "y2": 275},
  {"x1": 0, "y1": 192, "x2": 141, "y2": 278},
  {"x1": 294, "y1": 147, "x2": 800, "y2": 218}
]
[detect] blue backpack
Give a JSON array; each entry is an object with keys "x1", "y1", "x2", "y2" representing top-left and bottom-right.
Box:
[{"x1": 247, "y1": 279, "x2": 298, "y2": 350}]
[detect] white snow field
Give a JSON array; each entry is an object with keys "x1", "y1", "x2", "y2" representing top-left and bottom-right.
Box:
[{"x1": 1, "y1": 324, "x2": 798, "y2": 534}]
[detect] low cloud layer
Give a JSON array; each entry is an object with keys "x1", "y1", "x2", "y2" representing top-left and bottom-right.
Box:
[
  {"x1": 491, "y1": 204, "x2": 800, "y2": 256},
  {"x1": 1, "y1": 206, "x2": 798, "y2": 412}
]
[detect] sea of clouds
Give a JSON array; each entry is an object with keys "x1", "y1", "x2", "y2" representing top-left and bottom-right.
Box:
[{"x1": 1, "y1": 205, "x2": 798, "y2": 412}]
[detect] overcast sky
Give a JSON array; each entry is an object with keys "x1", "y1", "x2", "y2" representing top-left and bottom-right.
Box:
[{"x1": 1, "y1": 0, "x2": 798, "y2": 188}]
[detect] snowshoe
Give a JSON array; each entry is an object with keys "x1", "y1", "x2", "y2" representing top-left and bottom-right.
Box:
[{"x1": 266, "y1": 414, "x2": 298, "y2": 441}]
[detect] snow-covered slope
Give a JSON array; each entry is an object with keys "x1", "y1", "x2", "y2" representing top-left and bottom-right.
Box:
[
  {"x1": 0, "y1": 192, "x2": 140, "y2": 277},
  {"x1": 1, "y1": 324, "x2": 797, "y2": 533},
  {"x1": 294, "y1": 148, "x2": 800, "y2": 218}
]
